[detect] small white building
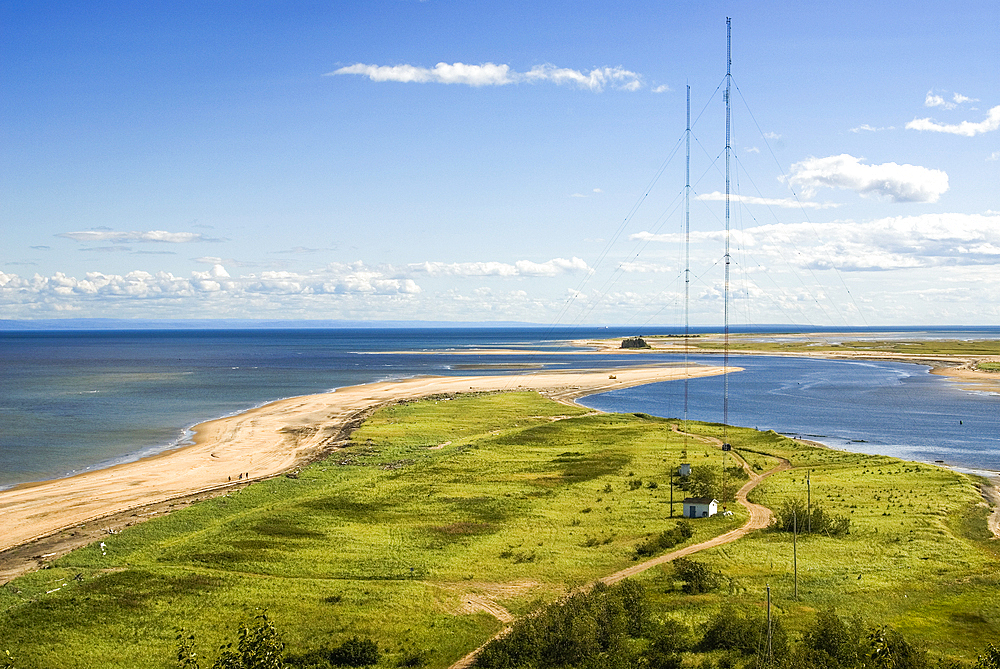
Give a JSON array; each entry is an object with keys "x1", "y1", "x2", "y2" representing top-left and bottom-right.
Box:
[
  {"x1": 682, "y1": 497, "x2": 718, "y2": 518},
  {"x1": 678, "y1": 463, "x2": 691, "y2": 477}
]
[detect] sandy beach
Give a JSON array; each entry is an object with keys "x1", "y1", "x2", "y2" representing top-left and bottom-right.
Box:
[{"x1": 0, "y1": 364, "x2": 730, "y2": 558}]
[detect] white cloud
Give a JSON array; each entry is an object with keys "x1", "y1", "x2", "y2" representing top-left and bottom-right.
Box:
[
  {"x1": 652, "y1": 84, "x2": 671, "y2": 93},
  {"x1": 58, "y1": 230, "x2": 218, "y2": 244},
  {"x1": 632, "y1": 213, "x2": 1000, "y2": 272},
  {"x1": 410, "y1": 257, "x2": 590, "y2": 278},
  {"x1": 849, "y1": 124, "x2": 894, "y2": 133},
  {"x1": 783, "y1": 154, "x2": 949, "y2": 203},
  {"x1": 988, "y1": 151, "x2": 1000, "y2": 162},
  {"x1": 906, "y1": 105, "x2": 1000, "y2": 136},
  {"x1": 924, "y1": 90, "x2": 979, "y2": 109},
  {"x1": 328, "y1": 62, "x2": 642, "y2": 92},
  {"x1": 593, "y1": 188, "x2": 603, "y2": 194},
  {"x1": 744, "y1": 146, "x2": 760, "y2": 154},
  {"x1": 695, "y1": 191, "x2": 840, "y2": 209},
  {"x1": 924, "y1": 91, "x2": 954, "y2": 110},
  {"x1": 0, "y1": 264, "x2": 423, "y2": 308},
  {"x1": 764, "y1": 132, "x2": 781, "y2": 140}
]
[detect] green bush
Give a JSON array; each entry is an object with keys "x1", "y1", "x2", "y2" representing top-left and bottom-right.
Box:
[
  {"x1": 476, "y1": 581, "x2": 647, "y2": 669},
  {"x1": 635, "y1": 521, "x2": 694, "y2": 558},
  {"x1": 772, "y1": 498, "x2": 850, "y2": 536},
  {"x1": 672, "y1": 558, "x2": 721, "y2": 594},
  {"x1": 285, "y1": 637, "x2": 379, "y2": 668},
  {"x1": 698, "y1": 606, "x2": 789, "y2": 662}
]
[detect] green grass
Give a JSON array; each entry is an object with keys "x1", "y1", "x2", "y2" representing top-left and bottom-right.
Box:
[
  {"x1": 687, "y1": 337, "x2": 1000, "y2": 357},
  {"x1": 977, "y1": 361, "x2": 1000, "y2": 372},
  {"x1": 0, "y1": 391, "x2": 996, "y2": 667},
  {"x1": 0, "y1": 393, "x2": 742, "y2": 668}
]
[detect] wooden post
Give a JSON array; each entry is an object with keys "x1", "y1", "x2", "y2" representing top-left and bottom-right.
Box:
[
  {"x1": 670, "y1": 472, "x2": 674, "y2": 517},
  {"x1": 807, "y1": 470, "x2": 812, "y2": 534},
  {"x1": 766, "y1": 583, "x2": 773, "y2": 664},
  {"x1": 793, "y1": 508, "x2": 798, "y2": 600}
]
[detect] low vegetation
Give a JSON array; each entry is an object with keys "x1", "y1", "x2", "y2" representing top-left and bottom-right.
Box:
[{"x1": 0, "y1": 391, "x2": 996, "y2": 667}]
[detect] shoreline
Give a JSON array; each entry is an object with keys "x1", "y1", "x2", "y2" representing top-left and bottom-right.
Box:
[{"x1": 0, "y1": 364, "x2": 731, "y2": 562}]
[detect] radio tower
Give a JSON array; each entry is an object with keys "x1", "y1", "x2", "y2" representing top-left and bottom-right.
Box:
[{"x1": 722, "y1": 17, "x2": 733, "y2": 499}]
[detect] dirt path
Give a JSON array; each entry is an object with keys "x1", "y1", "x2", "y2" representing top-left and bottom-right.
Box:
[
  {"x1": 982, "y1": 478, "x2": 1000, "y2": 540},
  {"x1": 446, "y1": 430, "x2": 790, "y2": 669}
]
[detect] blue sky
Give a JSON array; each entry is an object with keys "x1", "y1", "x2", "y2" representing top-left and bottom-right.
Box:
[{"x1": 2, "y1": 1, "x2": 997, "y2": 325}]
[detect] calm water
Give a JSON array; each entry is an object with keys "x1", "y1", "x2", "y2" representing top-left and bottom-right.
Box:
[
  {"x1": 580, "y1": 355, "x2": 1000, "y2": 473},
  {"x1": 1, "y1": 327, "x2": 998, "y2": 489}
]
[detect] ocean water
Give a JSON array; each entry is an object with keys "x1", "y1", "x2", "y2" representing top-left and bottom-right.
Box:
[
  {"x1": 579, "y1": 354, "x2": 1000, "y2": 473},
  {"x1": 1, "y1": 327, "x2": 998, "y2": 489}
]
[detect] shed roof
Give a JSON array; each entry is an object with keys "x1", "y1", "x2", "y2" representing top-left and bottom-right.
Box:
[{"x1": 682, "y1": 497, "x2": 718, "y2": 505}]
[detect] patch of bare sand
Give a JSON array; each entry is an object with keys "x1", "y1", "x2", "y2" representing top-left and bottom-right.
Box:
[{"x1": 0, "y1": 364, "x2": 733, "y2": 562}]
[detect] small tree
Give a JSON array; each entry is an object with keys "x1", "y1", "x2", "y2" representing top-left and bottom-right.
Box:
[
  {"x1": 672, "y1": 558, "x2": 721, "y2": 594},
  {"x1": 213, "y1": 613, "x2": 284, "y2": 669}
]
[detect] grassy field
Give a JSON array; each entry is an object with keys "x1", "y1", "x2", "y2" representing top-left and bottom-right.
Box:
[
  {"x1": 0, "y1": 391, "x2": 996, "y2": 667},
  {"x1": 674, "y1": 336, "x2": 1000, "y2": 358}
]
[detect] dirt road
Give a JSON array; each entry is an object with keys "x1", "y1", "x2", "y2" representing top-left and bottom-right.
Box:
[{"x1": 446, "y1": 434, "x2": 789, "y2": 669}]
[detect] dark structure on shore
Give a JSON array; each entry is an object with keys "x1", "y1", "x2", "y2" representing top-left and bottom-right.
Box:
[{"x1": 621, "y1": 336, "x2": 650, "y2": 349}]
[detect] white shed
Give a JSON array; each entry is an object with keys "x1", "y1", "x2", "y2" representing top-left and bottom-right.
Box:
[
  {"x1": 682, "y1": 497, "x2": 718, "y2": 518},
  {"x1": 678, "y1": 463, "x2": 691, "y2": 477}
]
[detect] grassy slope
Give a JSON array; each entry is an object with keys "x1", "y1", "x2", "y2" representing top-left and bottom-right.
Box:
[
  {"x1": 1, "y1": 392, "x2": 996, "y2": 667},
  {"x1": 681, "y1": 337, "x2": 1000, "y2": 357},
  {"x1": 632, "y1": 424, "x2": 1000, "y2": 662},
  {"x1": 0, "y1": 393, "x2": 743, "y2": 668}
]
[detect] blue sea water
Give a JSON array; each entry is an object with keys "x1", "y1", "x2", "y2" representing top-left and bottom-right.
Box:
[{"x1": 1, "y1": 326, "x2": 998, "y2": 489}]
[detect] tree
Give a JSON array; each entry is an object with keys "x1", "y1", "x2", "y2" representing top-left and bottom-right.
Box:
[
  {"x1": 212, "y1": 613, "x2": 285, "y2": 669},
  {"x1": 867, "y1": 626, "x2": 927, "y2": 669},
  {"x1": 672, "y1": 558, "x2": 721, "y2": 594}
]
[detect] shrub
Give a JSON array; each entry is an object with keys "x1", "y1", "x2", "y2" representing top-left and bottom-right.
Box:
[
  {"x1": 635, "y1": 521, "x2": 694, "y2": 558},
  {"x1": 212, "y1": 613, "x2": 285, "y2": 669},
  {"x1": 643, "y1": 619, "x2": 691, "y2": 669},
  {"x1": 476, "y1": 581, "x2": 647, "y2": 669},
  {"x1": 772, "y1": 498, "x2": 850, "y2": 536},
  {"x1": 285, "y1": 637, "x2": 379, "y2": 668},
  {"x1": 698, "y1": 606, "x2": 789, "y2": 662},
  {"x1": 800, "y1": 609, "x2": 866, "y2": 667},
  {"x1": 672, "y1": 558, "x2": 721, "y2": 594},
  {"x1": 867, "y1": 626, "x2": 927, "y2": 669}
]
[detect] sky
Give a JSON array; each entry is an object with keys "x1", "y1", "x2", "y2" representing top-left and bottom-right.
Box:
[{"x1": 2, "y1": 1, "x2": 998, "y2": 326}]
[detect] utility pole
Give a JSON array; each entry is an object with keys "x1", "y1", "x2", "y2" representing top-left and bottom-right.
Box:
[
  {"x1": 670, "y1": 471, "x2": 674, "y2": 517},
  {"x1": 766, "y1": 583, "x2": 773, "y2": 664},
  {"x1": 793, "y1": 509, "x2": 798, "y2": 600},
  {"x1": 807, "y1": 470, "x2": 812, "y2": 534}
]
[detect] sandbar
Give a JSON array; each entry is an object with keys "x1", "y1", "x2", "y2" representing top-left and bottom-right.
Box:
[{"x1": 0, "y1": 364, "x2": 731, "y2": 557}]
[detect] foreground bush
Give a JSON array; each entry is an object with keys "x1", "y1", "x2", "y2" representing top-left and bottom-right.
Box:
[
  {"x1": 476, "y1": 581, "x2": 647, "y2": 669},
  {"x1": 771, "y1": 498, "x2": 850, "y2": 536},
  {"x1": 635, "y1": 521, "x2": 695, "y2": 558}
]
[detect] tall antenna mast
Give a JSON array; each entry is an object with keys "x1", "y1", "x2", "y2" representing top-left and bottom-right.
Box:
[
  {"x1": 724, "y1": 17, "x2": 732, "y2": 441},
  {"x1": 684, "y1": 84, "x2": 691, "y2": 435},
  {"x1": 722, "y1": 18, "x2": 732, "y2": 498}
]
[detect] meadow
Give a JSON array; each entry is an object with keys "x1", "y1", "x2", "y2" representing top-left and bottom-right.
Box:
[{"x1": 0, "y1": 391, "x2": 996, "y2": 667}]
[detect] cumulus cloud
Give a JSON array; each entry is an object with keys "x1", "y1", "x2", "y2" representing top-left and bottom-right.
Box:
[
  {"x1": 631, "y1": 213, "x2": 1000, "y2": 272},
  {"x1": 783, "y1": 154, "x2": 949, "y2": 203},
  {"x1": 328, "y1": 62, "x2": 643, "y2": 92},
  {"x1": 695, "y1": 191, "x2": 840, "y2": 209},
  {"x1": 924, "y1": 90, "x2": 979, "y2": 110},
  {"x1": 58, "y1": 230, "x2": 219, "y2": 243},
  {"x1": 410, "y1": 257, "x2": 590, "y2": 277},
  {"x1": 906, "y1": 105, "x2": 1000, "y2": 136},
  {"x1": 0, "y1": 263, "x2": 422, "y2": 307},
  {"x1": 988, "y1": 151, "x2": 1000, "y2": 162},
  {"x1": 849, "y1": 124, "x2": 894, "y2": 133}
]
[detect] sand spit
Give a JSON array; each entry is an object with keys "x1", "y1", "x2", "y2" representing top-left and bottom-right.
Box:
[{"x1": 0, "y1": 364, "x2": 731, "y2": 556}]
